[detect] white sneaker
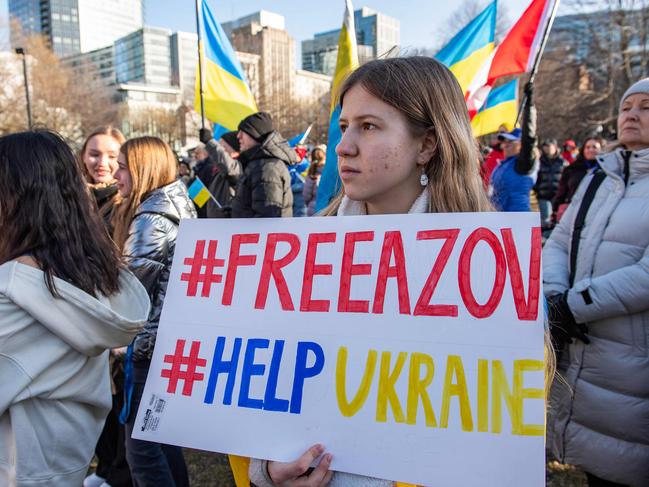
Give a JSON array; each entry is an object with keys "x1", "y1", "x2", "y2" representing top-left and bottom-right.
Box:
[{"x1": 83, "y1": 473, "x2": 107, "y2": 487}]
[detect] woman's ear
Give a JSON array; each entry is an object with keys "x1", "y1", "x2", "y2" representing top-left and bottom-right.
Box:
[{"x1": 417, "y1": 129, "x2": 437, "y2": 167}]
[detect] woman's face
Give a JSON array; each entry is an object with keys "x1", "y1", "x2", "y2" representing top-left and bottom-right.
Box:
[
  {"x1": 114, "y1": 152, "x2": 132, "y2": 197},
  {"x1": 583, "y1": 139, "x2": 601, "y2": 160},
  {"x1": 83, "y1": 134, "x2": 121, "y2": 184},
  {"x1": 336, "y1": 84, "x2": 428, "y2": 214},
  {"x1": 618, "y1": 93, "x2": 649, "y2": 151}
]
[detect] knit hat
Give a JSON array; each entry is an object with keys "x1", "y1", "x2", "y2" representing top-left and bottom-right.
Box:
[
  {"x1": 620, "y1": 78, "x2": 649, "y2": 111},
  {"x1": 498, "y1": 128, "x2": 522, "y2": 142},
  {"x1": 315, "y1": 144, "x2": 327, "y2": 153},
  {"x1": 238, "y1": 112, "x2": 274, "y2": 142},
  {"x1": 221, "y1": 131, "x2": 240, "y2": 152}
]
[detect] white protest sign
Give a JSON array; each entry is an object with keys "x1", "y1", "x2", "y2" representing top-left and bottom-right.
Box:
[{"x1": 133, "y1": 212, "x2": 545, "y2": 486}]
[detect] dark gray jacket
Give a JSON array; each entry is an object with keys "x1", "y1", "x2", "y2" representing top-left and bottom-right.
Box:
[
  {"x1": 123, "y1": 180, "x2": 197, "y2": 363},
  {"x1": 231, "y1": 131, "x2": 296, "y2": 218},
  {"x1": 205, "y1": 139, "x2": 242, "y2": 218}
]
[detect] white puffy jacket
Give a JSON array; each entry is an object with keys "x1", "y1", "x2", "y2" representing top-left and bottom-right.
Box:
[{"x1": 543, "y1": 147, "x2": 649, "y2": 486}]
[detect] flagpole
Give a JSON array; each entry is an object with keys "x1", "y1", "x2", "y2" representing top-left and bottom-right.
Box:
[
  {"x1": 515, "y1": 0, "x2": 561, "y2": 125},
  {"x1": 194, "y1": 0, "x2": 206, "y2": 130}
]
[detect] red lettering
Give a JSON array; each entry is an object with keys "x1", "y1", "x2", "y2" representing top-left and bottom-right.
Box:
[
  {"x1": 413, "y1": 229, "x2": 460, "y2": 317},
  {"x1": 458, "y1": 228, "x2": 506, "y2": 318},
  {"x1": 300, "y1": 233, "x2": 337, "y2": 312},
  {"x1": 501, "y1": 227, "x2": 542, "y2": 321},
  {"x1": 338, "y1": 231, "x2": 374, "y2": 313},
  {"x1": 255, "y1": 233, "x2": 300, "y2": 311},
  {"x1": 222, "y1": 234, "x2": 260, "y2": 305},
  {"x1": 373, "y1": 231, "x2": 411, "y2": 314}
]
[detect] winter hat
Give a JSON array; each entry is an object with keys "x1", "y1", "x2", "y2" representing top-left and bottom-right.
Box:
[
  {"x1": 315, "y1": 144, "x2": 327, "y2": 153},
  {"x1": 620, "y1": 78, "x2": 649, "y2": 111},
  {"x1": 221, "y1": 131, "x2": 240, "y2": 152},
  {"x1": 238, "y1": 112, "x2": 274, "y2": 142},
  {"x1": 498, "y1": 128, "x2": 522, "y2": 142}
]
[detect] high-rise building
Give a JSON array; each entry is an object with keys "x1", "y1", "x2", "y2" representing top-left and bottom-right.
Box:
[
  {"x1": 302, "y1": 7, "x2": 400, "y2": 76},
  {"x1": 8, "y1": 0, "x2": 143, "y2": 56},
  {"x1": 115, "y1": 27, "x2": 173, "y2": 87},
  {"x1": 227, "y1": 11, "x2": 295, "y2": 120},
  {"x1": 171, "y1": 31, "x2": 198, "y2": 103}
]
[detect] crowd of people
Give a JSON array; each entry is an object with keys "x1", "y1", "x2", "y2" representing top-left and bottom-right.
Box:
[{"x1": 0, "y1": 56, "x2": 647, "y2": 487}]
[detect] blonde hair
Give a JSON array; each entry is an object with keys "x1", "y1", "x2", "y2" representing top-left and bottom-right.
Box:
[
  {"x1": 111, "y1": 136, "x2": 178, "y2": 249},
  {"x1": 78, "y1": 126, "x2": 126, "y2": 183},
  {"x1": 322, "y1": 56, "x2": 492, "y2": 216}
]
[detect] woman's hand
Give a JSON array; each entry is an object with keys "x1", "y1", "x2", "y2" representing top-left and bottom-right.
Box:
[
  {"x1": 267, "y1": 444, "x2": 333, "y2": 487},
  {"x1": 111, "y1": 346, "x2": 128, "y2": 357}
]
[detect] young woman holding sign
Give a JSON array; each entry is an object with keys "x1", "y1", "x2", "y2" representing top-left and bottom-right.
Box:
[
  {"x1": 246, "y1": 57, "x2": 550, "y2": 487},
  {"x1": 111, "y1": 137, "x2": 197, "y2": 487}
]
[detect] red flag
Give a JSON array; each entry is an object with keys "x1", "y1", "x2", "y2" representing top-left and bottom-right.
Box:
[{"x1": 466, "y1": 0, "x2": 558, "y2": 116}]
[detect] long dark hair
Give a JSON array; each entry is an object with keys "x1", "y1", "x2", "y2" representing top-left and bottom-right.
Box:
[{"x1": 0, "y1": 130, "x2": 122, "y2": 297}]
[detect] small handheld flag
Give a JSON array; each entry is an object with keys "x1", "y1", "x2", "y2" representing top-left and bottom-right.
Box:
[
  {"x1": 187, "y1": 177, "x2": 220, "y2": 208},
  {"x1": 288, "y1": 124, "x2": 313, "y2": 147}
]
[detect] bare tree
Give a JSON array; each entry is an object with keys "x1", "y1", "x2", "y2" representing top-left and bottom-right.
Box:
[{"x1": 537, "y1": 0, "x2": 649, "y2": 138}]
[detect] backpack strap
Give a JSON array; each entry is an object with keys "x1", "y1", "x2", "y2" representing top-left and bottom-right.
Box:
[{"x1": 569, "y1": 168, "x2": 606, "y2": 287}]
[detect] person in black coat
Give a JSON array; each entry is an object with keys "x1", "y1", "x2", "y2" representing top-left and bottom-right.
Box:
[
  {"x1": 231, "y1": 112, "x2": 297, "y2": 218},
  {"x1": 534, "y1": 138, "x2": 566, "y2": 229},
  {"x1": 552, "y1": 137, "x2": 603, "y2": 222}
]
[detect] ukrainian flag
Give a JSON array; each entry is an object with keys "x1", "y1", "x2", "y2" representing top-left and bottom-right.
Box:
[
  {"x1": 435, "y1": 1, "x2": 497, "y2": 94},
  {"x1": 187, "y1": 177, "x2": 211, "y2": 208},
  {"x1": 315, "y1": 0, "x2": 360, "y2": 212},
  {"x1": 471, "y1": 79, "x2": 518, "y2": 136},
  {"x1": 194, "y1": 0, "x2": 257, "y2": 133}
]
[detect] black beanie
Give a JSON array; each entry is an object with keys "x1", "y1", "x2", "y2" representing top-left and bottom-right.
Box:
[
  {"x1": 221, "y1": 131, "x2": 240, "y2": 152},
  {"x1": 238, "y1": 112, "x2": 274, "y2": 142}
]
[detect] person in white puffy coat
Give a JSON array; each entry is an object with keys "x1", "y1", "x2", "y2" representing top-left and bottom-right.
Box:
[{"x1": 543, "y1": 79, "x2": 649, "y2": 487}]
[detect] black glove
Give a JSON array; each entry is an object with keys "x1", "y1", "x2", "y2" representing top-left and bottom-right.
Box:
[
  {"x1": 547, "y1": 292, "x2": 589, "y2": 345},
  {"x1": 199, "y1": 128, "x2": 212, "y2": 144}
]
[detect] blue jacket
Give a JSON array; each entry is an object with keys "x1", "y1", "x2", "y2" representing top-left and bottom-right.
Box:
[
  {"x1": 490, "y1": 86, "x2": 538, "y2": 211},
  {"x1": 491, "y1": 155, "x2": 537, "y2": 211}
]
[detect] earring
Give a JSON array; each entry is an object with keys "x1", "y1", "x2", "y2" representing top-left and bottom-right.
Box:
[{"x1": 420, "y1": 168, "x2": 429, "y2": 187}]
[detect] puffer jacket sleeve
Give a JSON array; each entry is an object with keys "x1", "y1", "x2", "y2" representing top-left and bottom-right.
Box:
[
  {"x1": 252, "y1": 161, "x2": 287, "y2": 217},
  {"x1": 543, "y1": 185, "x2": 583, "y2": 296},
  {"x1": 123, "y1": 212, "x2": 174, "y2": 361},
  {"x1": 515, "y1": 91, "x2": 538, "y2": 176},
  {"x1": 568, "y1": 244, "x2": 649, "y2": 323},
  {"x1": 206, "y1": 139, "x2": 241, "y2": 183}
]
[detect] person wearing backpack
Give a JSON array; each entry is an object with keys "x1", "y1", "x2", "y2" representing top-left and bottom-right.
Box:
[{"x1": 543, "y1": 79, "x2": 649, "y2": 487}]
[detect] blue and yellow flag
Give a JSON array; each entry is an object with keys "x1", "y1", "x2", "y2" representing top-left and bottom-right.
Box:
[
  {"x1": 315, "y1": 0, "x2": 359, "y2": 212},
  {"x1": 195, "y1": 0, "x2": 257, "y2": 134},
  {"x1": 471, "y1": 79, "x2": 518, "y2": 136},
  {"x1": 187, "y1": 177, "x2": 211, "y2": 208},
  {"x1": 435, "y1": 1, "x2": 497, "y2": 94}
]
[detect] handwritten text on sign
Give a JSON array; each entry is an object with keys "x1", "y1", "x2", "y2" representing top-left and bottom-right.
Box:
[{"x1": 133, "y1": 213, "x2": 545, "y2": 487}]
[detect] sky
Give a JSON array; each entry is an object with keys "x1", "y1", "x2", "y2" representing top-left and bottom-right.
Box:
[{"x1": 0, "y1": 0, "x2": 557, "y2": 58}]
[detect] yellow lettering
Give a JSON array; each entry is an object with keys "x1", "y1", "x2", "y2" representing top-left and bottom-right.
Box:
[
  {"x1": 376, "y1": 351, "x2": 407, "y2": 423},
  {"x1": 477, "y1": 359, "x2": 489, "y2": 432},
  {"x1": 336, "y1": 347, "x2": 377, "y2": 417},
  {"x1": 513, "y1": 359, "x2": 544, "y2": 436},
  {"x1": 440, "y1": 355, "x2": 473, "y2": 431},
  {"x1": 406, "y1": 353, "x2": 436, "y2": 427}
]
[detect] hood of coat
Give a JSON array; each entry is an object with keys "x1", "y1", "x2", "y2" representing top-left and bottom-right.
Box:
[
  {"x1": 0, "y1": 261, "x2": 150, "y2": 356},
  {"x1": 597, "y1": 146, "x2": 649, "y2": 182},
  {"x1": 239, "y1": 131, "x2": 299, "y2": 167},
  {"x1": 137, "y1": 179, "x2": 197, "y2": 224}
]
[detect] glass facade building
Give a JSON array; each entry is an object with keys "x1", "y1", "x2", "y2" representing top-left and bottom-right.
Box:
[
  {"x1": 115, "y1": 27, "x2": 173, "y2": 87},
  {"x1": 8, "y1": 0, "x2": 143, "y2": 56},
  {"x1": 301, "y1": 7, "x2": 400, "y2": 76}
]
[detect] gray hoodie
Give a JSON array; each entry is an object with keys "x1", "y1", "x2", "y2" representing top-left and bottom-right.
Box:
[{"x1": 0, "y1": 261, "x2": 150, "y2": 486}]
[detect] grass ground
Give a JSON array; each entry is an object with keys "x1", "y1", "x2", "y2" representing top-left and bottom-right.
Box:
[{"x1": 183, "y1": 450, "x2": 588, "y2": 486}]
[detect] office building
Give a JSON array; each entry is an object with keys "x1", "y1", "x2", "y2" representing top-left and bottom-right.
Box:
[
  {"x1": 8, "y1": 0, "x2": 143, "y2": 56},
  {"x1": 302, "y1": 7, "x2": 400, "y2": 76}
]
